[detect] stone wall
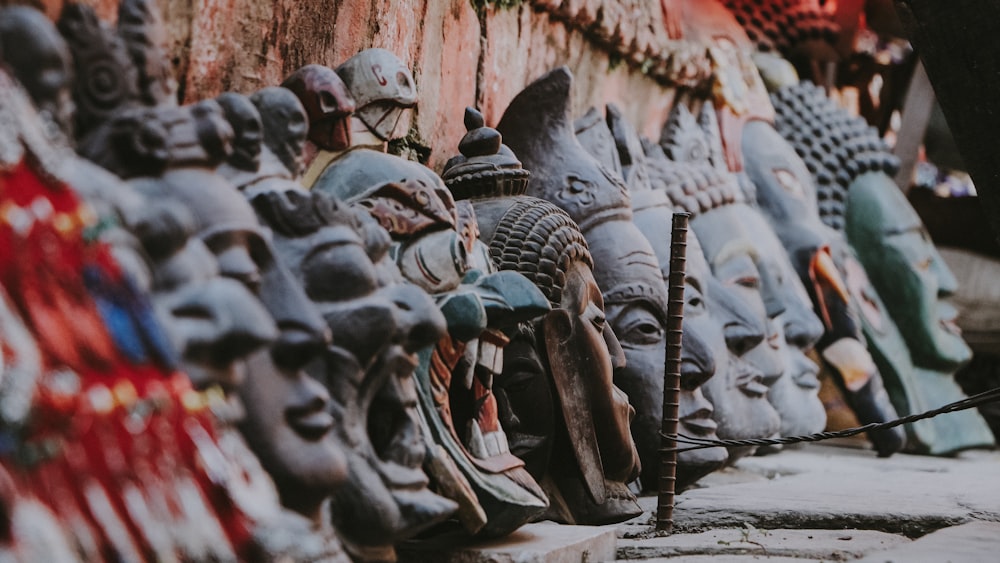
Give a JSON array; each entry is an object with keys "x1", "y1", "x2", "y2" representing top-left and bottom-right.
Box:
[{"x1": 35, "y1": 0, "x2": 689, "y2": 171}]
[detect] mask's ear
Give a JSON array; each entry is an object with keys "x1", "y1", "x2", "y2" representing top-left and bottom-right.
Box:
[{"x1": 543, "y1": 309, "x2": 607, "y2": 504}]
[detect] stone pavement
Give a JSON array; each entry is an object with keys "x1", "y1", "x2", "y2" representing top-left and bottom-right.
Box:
[
  {"x1": 615, "y1": 444, "x2": 1000, "y2": 562},
  {"x1": 402, "y1": 443, "x2": 1000, "y2": 562}
]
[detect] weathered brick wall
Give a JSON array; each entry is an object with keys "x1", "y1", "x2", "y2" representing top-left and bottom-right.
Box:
[{"x1": 37, "y1": 0, "x2": 688, "y2": 171}]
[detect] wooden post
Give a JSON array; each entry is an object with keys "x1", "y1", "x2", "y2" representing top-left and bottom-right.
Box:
[
  {"x1": 657, "y1": 212, "x2": 688, "y2": 533},
  {"x1": 895, "y1": 0, "x2": 1000, "y2": 244}
]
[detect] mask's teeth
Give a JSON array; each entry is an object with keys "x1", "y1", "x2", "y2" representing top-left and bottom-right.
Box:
[
  {"x1": 477, "y1": 338, "x2": 503, "y2": 375},
  {"x1": 461, "y1": 339, "x2": 479, "y2": 390},
  {"x1": 484, "y1": 428, "x2": 510, "y2": 456},
  {"x1": 465, "y1": 418, "x2": 489, "y2": 459},
  {"x1": 465, "y1": 419, "x2": 511, "y2": 458}
]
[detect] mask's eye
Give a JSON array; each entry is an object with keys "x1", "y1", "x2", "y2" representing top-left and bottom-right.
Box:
[
  {"x1": 591, "y1": 313, "x2": 607, "y2": 331},
  {"x1": 774, "y1": 168, "x2": 805, "y2": 199},
  {"x1": 628, "y1": 321, "x2": 665, "y2": 344},
  {"x1": 499, "y1": 360, "x2": 540, "y2": 393},
  {"x1": 319, "y1": 90, "x2": 339, "y2": 111},
  {"x1": 611, "y1": 305, "x2": 665, "y2": 346},
  {"x1": 685, "y1": 284, "x2": 707, "y2": 314},
  {"x1": 735, "y1": 275, "x2": 760, "y2": 290},
  {"x1": 715, "y1": 254, "x2": 762, "y2": 293},
  {"x1": 916, "y1": 257, "x2": 932, "y2": 272}
]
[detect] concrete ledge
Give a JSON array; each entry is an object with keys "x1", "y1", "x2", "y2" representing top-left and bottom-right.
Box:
[
  {"x1": 617, "y1": 528, "x2": 909, "y2": 560},
  {"x1": 651, "y1": 447, "x2": 1000, "y2": 538},
  {"x1": 857, "y1": 522, "x2": 1000, "y2": 563},
  {"x1": 620, "y1": 556, "x2": 833, "y2": 562},
  {"x1": 399, "y1": 522, "x2": 617, "y2": 563}
]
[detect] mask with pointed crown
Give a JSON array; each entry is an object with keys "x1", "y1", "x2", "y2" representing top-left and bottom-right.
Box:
[{"x1": 496, "y1": 67, "x2": 632, "y2": 234}]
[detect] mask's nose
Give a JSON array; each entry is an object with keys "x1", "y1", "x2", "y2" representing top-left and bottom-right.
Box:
[
  {"x1": 385, "y1": 282, "x2": 447, "y2": 353},
  {"x1": 259, "y1": 259, "x2": 331, "y2": 371},
  {"x1": 680, "y1": 326, "x2": 717, "y2": 390},
  {"x1": 604, "y1": 325, "x2": 627, "y2": 370}
]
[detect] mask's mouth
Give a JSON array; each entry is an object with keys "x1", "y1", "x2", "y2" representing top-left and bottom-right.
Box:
[
  {"x1": 679, "y1": 388, "x2": 718, "y2": 436},
  {"x1": 285, "y1": 366, "x2": 335, "y2": 442},
  {"x1": 358, "y1": 102, "x2": 407, "y2": 142},
  {"x1": 286, "y1": 403, "x2": 335, "y2": 442},
  {"x1": 315, "y1": 115, "x2": 352, "y2": 152},
  {"x1": 792, "y1": 361, "x2": 822, "y2": 390},
  {"x1": 939, "y1": 318, "x2": 962, "y2": 336},
  {"x1": 937, "y1": 301, "x2": 962, "y2": 334},
  {"x1": 938, "y1": 303, "x2": 963, "y2": 336},
  {"x1": 604, "y1": 480, "x2": 637, "y2": 504},
  {"x1": 735, "y1": 362, "x2": 770, "y2": 398},
  {"x1": 453, "y1": 331, "x2": 517, "y2": 461},
  {"x1": 465, "y1": 417, "x2": 511, "y2": 460},
  {"x1": 507, "y1": 432, "x2": 547, "y2": 459},
  {"x1": 680, "y1": 408, "x2": 718, "y2": 436},
  {"x1": 367, "y1": 347, "x2": 427, "y2": 489},
  {"x1": 182, "y1": 358, "x2": 247, "y2": 394}
]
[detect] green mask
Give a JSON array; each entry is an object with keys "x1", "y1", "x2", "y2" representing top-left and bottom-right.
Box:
[
  {"x1": 844, "y1": 172, "x2": 993, "y2": 454},
  {"x1": 846, "y1": 172, "x2": 971, "y2": 372}
]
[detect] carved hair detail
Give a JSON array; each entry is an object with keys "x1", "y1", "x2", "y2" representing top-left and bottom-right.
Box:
[
  {"x1": 57, "y1": 2, "x2": 139, "y2": 140},
  {"x1": 643, "y1": 133, "x2": 745, "y2": 216},
  {"x1": 771, "y1": 81, "x2": 900, "y2": 231},
  {"x1": 488, "y1": 197, "x2": 592, "y2": 309},
  {"x1": 530, "y1": 0, "x2": 713, "y2": 88},
  {"x1": 722, "y1": 0, "x2": 840, "y2": 56},
  {"x1": 659, "y1": 103, "x2": 726, "y2": 171},
  {"x1": 117, "y1": 0, "x2": 177, "y2": 107}
]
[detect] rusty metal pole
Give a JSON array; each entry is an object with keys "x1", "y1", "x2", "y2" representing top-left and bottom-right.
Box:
[{"x1": 657, "y1": 212, "x2": 689, "y2": 533}]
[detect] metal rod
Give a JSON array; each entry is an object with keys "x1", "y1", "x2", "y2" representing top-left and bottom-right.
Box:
[{"x1": 657, "y1": 212, "x2": 689, "y2": 533}]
